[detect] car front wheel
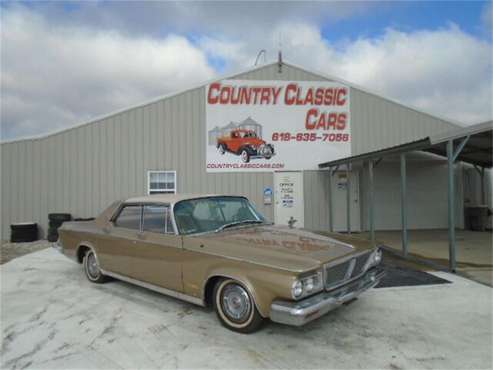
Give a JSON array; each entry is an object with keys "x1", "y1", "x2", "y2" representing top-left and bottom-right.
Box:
[
  {"x1": 240, "y1": 149, "x2": 250, "y2": 163},
  {"x1": 83, "y1": 249, "x2": 107, "y2": 284},
  {"x1": 213, "y1": 278, "x2": 263, "y2": 333}
]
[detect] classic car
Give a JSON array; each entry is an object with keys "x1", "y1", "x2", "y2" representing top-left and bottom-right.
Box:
[
  {"x1": 54, "y1": 194, "x2": 384, "y2": 333},
  {"x1": 216, "y1": 129, "x2": 274, "y2": 163}
]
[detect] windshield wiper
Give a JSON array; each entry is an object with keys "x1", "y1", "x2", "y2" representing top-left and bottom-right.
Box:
[{"x1": 215, "y1": 220, "x2": 264, "y2": 233}]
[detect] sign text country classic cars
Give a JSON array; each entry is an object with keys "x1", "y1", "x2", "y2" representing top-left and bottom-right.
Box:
[{"x1": 206, "y1": 80, "x2": 351, "y2": 172}]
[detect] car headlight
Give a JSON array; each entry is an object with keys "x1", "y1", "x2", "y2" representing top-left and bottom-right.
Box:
[
  {"x1": 291, "y1": 270, "x2": 324, "y2": 300},
  {"x1": 368, "y1": 248, "x2": 383, "y2": 268}
]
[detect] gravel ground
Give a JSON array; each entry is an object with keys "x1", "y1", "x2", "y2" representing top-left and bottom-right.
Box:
[{"x1": 0, "y1": 240, "x2": 50, "y2": 265}]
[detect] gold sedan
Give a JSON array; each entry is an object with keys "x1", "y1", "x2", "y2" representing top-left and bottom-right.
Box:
[{"x1": 55, "y1": 194, "x2": 384, "y2": 333}]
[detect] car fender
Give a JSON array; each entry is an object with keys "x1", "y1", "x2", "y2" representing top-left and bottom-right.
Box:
[
  {"x1": 203, "y1": 268, "x2": 270, "y2": 317},
  {"x1": 238, "y1": 145, "x2": 255, "y2": 155},
  {"x1": 75, "y1": 241, "x2": 98, "y2": 264}
]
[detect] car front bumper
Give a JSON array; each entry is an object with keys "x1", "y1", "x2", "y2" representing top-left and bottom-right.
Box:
[{"x1": 270, "y1": 268, "x2": 384, "y2": 326}]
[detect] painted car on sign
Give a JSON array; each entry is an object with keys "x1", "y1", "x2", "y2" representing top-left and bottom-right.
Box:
[
  {"x1": 54, "y1": 194, "x2": 384, "y2": 333},
  {"x1": 217, "y1": 129, "x2": 274, "y2": 163}
]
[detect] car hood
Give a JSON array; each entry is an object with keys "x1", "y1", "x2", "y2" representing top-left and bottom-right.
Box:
[{"x1": 187, "y1": 224, "x2": 370, "y2": 273}]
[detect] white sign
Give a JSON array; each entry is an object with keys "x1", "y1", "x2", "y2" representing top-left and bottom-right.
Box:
[
  {"x1": 206, "y1": 80, "x2": 351, "y2": 172},
  {"x1": 263, "y1": 187, "x2": 273, "y2": 205}
]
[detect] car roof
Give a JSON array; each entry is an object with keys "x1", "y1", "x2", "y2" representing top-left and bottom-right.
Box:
[{"x1": 124, "y1": 194, "x2": 245, "y2": 205}]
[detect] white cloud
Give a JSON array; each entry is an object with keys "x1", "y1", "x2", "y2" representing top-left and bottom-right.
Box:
[
  {"x1": 1, "y1": 4, "x2": 492, "y2": 141},
  {"x1": 22, "y1": 1, "x2": 375, "y2": 38},
  {"x1": 210, "y1": 22, "x2": 492, "y2": 125},
  {"x1": 1, "y1": 7, "x2": 215, "y2": 140},
  {"x1": 329, "y1": 25, "x2": 492, "y2": 124}
]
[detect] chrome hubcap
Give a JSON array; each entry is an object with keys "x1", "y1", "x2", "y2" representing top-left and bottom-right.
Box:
[
  {"x1": 241, "y1": 151, "x2": 248, "y2": 162},
  {"x1": 87, "y1": 253, "x2": 99, "y2": 278},
  {"x1": 221, "y1": 284, "x2": 251, "y2": 322}
]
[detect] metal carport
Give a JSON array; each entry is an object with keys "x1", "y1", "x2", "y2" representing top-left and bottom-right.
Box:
[{"x1": 319, "y1": 120, "x2": 493, "y2": 271}]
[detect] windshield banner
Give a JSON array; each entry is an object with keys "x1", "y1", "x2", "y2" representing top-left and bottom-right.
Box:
[{"x1": 205, "y1": 80, "x2": 351, "y2": 172}]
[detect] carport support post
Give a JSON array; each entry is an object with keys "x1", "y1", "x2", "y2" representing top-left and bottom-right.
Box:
[
  {"x1": 474, "y1": 165, "x2": 486, "y2": 205},
  {"x1": 400, "y1": 153, "x2": 408, "y2": 256},
  {"x1": 447, "y1": 140, "x2": 457, "y2": 272},
  {"x1": 368, "y1": 160, "x2": 375, "y2": 246},
  {"x1": 346, "y1": 163, "x2": 351, "y2": 234},
  {"x1": 447, "y1": 136, "x2": 470, "y2": 272},
  {"x1": 328, "y1": 168, "x2": 334, "y2": 232},
  {"x1": 481, "y1": 167, "x2": 486, "y2": 205}
]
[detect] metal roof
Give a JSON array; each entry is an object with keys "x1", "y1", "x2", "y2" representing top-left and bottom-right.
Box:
[
  {"x1": 319, "y1": 121, "x2": 493, "y2": 168},
  {"x1": 2, "y1": 60, "x2": 465, "y2": 145}
]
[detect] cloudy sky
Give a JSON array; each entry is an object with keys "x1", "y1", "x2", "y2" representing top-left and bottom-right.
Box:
[{"x1": 1, "y1": 1, "x2": 492, "y2": 140}]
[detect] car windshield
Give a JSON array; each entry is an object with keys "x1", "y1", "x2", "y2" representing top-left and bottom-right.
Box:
[{"x1": 173, "y1": 197, "x2": 266, "y2": 235}]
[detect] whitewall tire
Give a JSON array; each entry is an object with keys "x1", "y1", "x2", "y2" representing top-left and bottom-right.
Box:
[
  {"x1": 213, "y1": 278, "x2": 263, "y2": 333},
  {"x1": 83, "y1": 249, "x2": 107, "y2": 284},
  {"x1": 240, "y1": 149, "x2": 250, "y2": 163}
]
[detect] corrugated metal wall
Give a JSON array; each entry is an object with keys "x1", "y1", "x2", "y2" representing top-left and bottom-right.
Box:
[
  {"x1": 0, "y1": 63, "x2": 322, "y2": 239},
  {"x1": 303, "y1": 170, "x2": 331, "y2": 231},
  {"x1": 358, "y1": 157, "x2": 465, "y2": 231},
  {"x1": 1, "y1": 63, "x2": 461, "y2": 239},
  {"x1": 350, "y1": 88, "x2": 456, "y2": 155}
]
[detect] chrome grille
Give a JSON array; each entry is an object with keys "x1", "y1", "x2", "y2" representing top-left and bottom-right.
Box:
[
  {"x1": 351, "y1": 251, "x2": 372, "y2": 278},
  {"x1": 324, "y1": 251, "x2": 372, "y2": 290},
  {"x1": 325, "y1": 261, "x2": 350, "y2": 289}
]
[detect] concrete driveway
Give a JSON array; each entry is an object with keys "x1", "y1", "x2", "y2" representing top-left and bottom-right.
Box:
[
  {"x1": 363, "y1": 230, "x2": 493, "y2": 286},
  {"x1": 1, "y1": 248, "x2": 492, "y2": 370}
]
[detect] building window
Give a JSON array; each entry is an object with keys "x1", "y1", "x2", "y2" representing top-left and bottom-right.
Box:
[{"x1": 147, "y1": 171, "x2": 177, "y2": 195}]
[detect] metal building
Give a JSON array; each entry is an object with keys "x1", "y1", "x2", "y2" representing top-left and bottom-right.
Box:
[{"x1": 0, "y1": 61, "x2": 478, "y2": 241}]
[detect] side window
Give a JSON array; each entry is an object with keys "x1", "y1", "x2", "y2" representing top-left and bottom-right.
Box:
[
  {"x1": 114, "y1": 205, "x2": 142, "y2": 230},
  {"x1": 143, "y1": 205, "x2": 175, "y2": 234}
]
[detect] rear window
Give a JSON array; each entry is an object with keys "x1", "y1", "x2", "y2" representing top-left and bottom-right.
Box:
[{"x1": 114, "y1": 205, "x2": 141, "y2": 230}]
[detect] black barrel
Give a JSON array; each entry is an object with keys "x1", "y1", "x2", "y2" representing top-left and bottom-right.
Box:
[
  {"x1": 47, "y1": 213, "x2": 72, "y2": 242},
  {"x1": 10, "y1": 223, "x2": 38, "y2": 243}
]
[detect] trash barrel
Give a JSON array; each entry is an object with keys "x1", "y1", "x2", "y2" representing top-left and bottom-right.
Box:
[
  {"x1": 47, "y1": 213, "x2": 72, "y2": 242},
  {"x1": 464, "y1": 206, "x2": 489, "y2": 231},
  {"x1": 10, "y1": 222, "x2": 38, "y2": 242}
]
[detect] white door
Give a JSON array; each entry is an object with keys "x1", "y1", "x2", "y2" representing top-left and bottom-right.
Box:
[
  {"x1": 274, "y1": 171, "x2": 304, "y2": 228},
  {"x1": 331, "y1": 171, "x2": 361, "y2": 232}
]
